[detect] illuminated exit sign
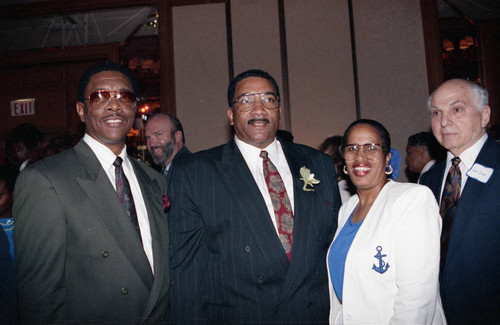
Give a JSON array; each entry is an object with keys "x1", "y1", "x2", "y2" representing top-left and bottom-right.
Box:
[{"x1": 11, "y1": 98, "x2": 36, "y2": 117}]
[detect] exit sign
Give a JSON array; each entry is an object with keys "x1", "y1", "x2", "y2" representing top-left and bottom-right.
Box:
[{"x1": 11, "y1": 98, "x2": 35, "y2": 116}]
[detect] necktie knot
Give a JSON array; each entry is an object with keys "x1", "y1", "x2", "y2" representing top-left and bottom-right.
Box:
[
  {"x1": 113, "y1": 156, "x2": 123, "y2": 167},
  {"x1": 452, "y1": 157, "x2": 461, "y2": 167},
  {"x1": 260, "y1": 150, "x2": 268, "y2": 159}
]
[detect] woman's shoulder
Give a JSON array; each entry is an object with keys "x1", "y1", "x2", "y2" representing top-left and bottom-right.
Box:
[{"x1": 384, "y1": 181, "x2": 434, "y2": 198}]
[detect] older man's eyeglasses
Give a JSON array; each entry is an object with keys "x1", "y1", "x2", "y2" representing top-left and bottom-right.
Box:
[
  {"x1": 233, "y1": 92, "x2": 280, "y2": 112},
  {"x1": 340, "y1": 143, "x2": 384, "y2": 161},
  {"x1": 85, "y1": 90, "x2": 138, "y2": 107}
]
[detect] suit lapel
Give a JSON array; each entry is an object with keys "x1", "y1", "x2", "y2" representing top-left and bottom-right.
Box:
[
  {"x1": 445, "y1": 139, "x2": 498, "y2": 266},
  {"x1": 130, "y1": 159, "x2": 168, "y2": 317},
  {"x1": 217, "y1": 140, "x2": 289, "y2": 277},
  {"x1": 278, "y1": 142, "x2": 317, "y2": 300},
  {"x1": 73, "y1": 142, "x2": 154, "y2": 290}
]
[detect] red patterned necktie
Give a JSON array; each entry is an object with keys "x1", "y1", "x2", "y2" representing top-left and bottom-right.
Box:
[
  {"x1": 439, "y1": 157, "x2": 461, "y2": 269},
  {"x1": 114, "y1": 157, "x2": 141, "y2": 239},
  {"x1": 260, "y1": 150, "x2": 294, "y2": 261}
]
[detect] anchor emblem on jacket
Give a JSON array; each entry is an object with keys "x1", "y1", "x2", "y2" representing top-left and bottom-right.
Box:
[{"x1": 372, "y1": 246, "x2": 390, "y2": 274}]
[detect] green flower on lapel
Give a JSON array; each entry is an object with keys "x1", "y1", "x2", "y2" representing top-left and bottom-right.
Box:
[{"x1": 299, "y1": 166, "x2": 320, "y2": 192}]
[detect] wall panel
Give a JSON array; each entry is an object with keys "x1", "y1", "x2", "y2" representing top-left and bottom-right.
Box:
[
  {"x1": 353, "y1": 0, "x2": 430, "y2": 167},
  {"x1": 285, "y1": 0, "x2": 357, "y2": 148},
  {"x1": 173, "y1": 3, "x2": 230, "y2": 152}
]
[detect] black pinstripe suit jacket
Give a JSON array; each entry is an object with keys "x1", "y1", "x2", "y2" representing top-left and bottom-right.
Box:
[{"x1": 169, "y1": 138, "x2": 340, "y2": 324}]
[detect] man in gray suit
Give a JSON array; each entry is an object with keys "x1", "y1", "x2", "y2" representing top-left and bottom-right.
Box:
[
  {"x1": 14, "y1": 62, "x2": 170, "y2": 324},
  {"x1": 169, "y1": 69, "x2": 341, "y2": 324}
]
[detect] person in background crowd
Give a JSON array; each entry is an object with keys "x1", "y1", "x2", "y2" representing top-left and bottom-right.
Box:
[
  {"x1": 0, "y1": 165, "x2": 16, "y2": 324},
  {"x1": 327, "y1": 119, "x2": 445, "y2": 324},
  {"x1": 169, "y1": 69, "x2": 341, "y2": 324},
  {"x1": 14, "y1": 61, "x2": 171, "y2": 324},
  {"x1": 42, "y1": 133, "x2": 81, "y2": 157},
  {"x1": 0, "y1": 166, "x2": 15, "y2": 261},
  {"x1": 406, "y1": 131, "x2": 445, "y2": 183},
  {"x1": 319, "y1": 135, "x2": 354, "y2": 203},
  {"x1": 420, "y1": 79, "x2": 500, "y2": 324},
  {"x1": 0, "y1": 226, "x2": 16, "y2": 324},
  {"x1": 145, "y1": 112, "x2": 191, "y2": 180},
  {"x1": 4, "y1": 122, "x2": 45, "y2": 171}
]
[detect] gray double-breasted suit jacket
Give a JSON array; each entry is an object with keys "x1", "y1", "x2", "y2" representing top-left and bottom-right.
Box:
[
  {"x1": 14, "y1": 140, "x2": 170, "y2": 324},
  {"x1": 169, "y1": 138, "x2": 341, "y2": 324}
]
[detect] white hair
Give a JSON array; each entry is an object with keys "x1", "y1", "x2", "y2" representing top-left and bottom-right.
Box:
[{"x1": 427, "y1": 79, "x2": 489, "y2": 112}]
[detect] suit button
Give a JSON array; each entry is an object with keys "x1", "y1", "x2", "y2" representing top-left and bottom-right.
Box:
[
  {"x1": 245, "y1": 245, "x2": 251, "y2": 252},
  {"x1": 101, "y1": 251, "x2": 109, "y2": 258},
  {"x1": 257, "y1": 275, "x2": 264, "y2": 283},
  {"x1": 307, "y1": 302, "x2": 313, "y2": 308},
  {"x1": 345, "y1": 314, "x2": 352, "y2": 321},
  {"x1": 121, "y1": 287, "x2": 128, "y2": 295}
]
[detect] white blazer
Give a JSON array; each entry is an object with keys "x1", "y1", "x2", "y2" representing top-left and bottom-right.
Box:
[{"x1": 327, "y1": 181, "x2": 447, "y2": 324}]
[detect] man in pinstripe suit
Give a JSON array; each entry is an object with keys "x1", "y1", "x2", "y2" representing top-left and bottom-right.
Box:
[{"x1": 169, "y1": 69, "x2": 341, "y2": 324}]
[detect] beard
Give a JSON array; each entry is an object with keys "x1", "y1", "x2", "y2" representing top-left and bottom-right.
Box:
[{"x1": 150, "y1": 138, "x2": 175, "y2": 167}]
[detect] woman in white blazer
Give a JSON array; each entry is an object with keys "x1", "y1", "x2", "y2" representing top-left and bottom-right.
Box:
[{"x1": 327, "y1": 119, "x2": 446, "y2": 324}]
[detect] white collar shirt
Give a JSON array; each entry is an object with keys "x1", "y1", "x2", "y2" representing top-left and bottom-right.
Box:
[
  {"x1": 235, "y1": 136, "x2": 294, "y2": 234},
  {"x1": 83, "y1": 134, "x2": 154, "y2": 273},
  {"x1": 439, "y1": 133, "x2": 488, "y2": 203}
]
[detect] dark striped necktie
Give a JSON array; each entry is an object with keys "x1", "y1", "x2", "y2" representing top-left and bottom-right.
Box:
[
  {"x1": 114, "y1": 157, "x2": 141, "y2": 239},
  {"x1": 439, "y1": 157, "x2": 461, "y2": 269}
]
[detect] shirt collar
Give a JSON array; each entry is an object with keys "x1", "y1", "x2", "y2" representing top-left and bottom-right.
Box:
[
  {"x1": 83, "y1": 133, "x2": 128, "y2": 170},
  {"x1": 446, "y1": 133, "x2": 488, "y2": 172},
  {"x1": 234, "y1": 136, "x2": 280, "y2": 166}
]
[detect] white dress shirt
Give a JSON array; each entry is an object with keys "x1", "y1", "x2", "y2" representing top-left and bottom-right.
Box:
[
  {"x1": 235, "y1": 136, "x2": 294, "y2": 234},
  {"x1": 439, "y1": 134, "x2": 488, "y2": 202},
  {"x1": 83, "y1": 134, "x2": 154, "y2": 272}
]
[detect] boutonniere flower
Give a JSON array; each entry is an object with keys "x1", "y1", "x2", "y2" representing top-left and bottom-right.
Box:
[
  {"x1": 299, "y1": 166, "x2": 320, "y2": 192},
  {"x1": 162, "y1": 195, "x2": 171, "y2": 213}
]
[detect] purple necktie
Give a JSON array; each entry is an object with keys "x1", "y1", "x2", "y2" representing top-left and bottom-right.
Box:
[
  {"x1": 114, "y1": 157, "x2": 141, "y2": 239},
  {"x1": 439, "y1": 157, "x2": 461, "y2": 269},
  {"x1": 260, "y1": 150, "x2": 294, "y2": 261}
]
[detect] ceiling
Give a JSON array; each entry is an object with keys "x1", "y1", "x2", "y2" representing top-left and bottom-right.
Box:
[
  {"x1": 0, "y1": 3, "x2": 158, "y2": 53},
  {"x1": 0, "y1": 0, "x2": 498, "y2": 54}
]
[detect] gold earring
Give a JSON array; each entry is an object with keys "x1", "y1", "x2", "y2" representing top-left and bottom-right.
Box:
[
  {"x1": 385, "y1": 165, "x2": 393, "y2": 175},
  {"x1": 343, "y1": 166, "x2": 348, "y2": 175}
]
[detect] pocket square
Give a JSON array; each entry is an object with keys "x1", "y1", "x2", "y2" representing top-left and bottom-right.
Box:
[{"x1": 162, "y1": 195, "x2": 171, "y2": 213}]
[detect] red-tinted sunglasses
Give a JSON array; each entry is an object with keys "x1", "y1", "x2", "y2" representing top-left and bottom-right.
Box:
[{"x1": 85, "y1": 90, "x2": 138, "y2": 106}]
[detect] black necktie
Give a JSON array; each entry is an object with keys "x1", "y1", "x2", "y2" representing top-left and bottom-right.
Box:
[
  {"x1": 113, "y1": 157, "x2": 141, "y2": 239},
  {"x1": 439, "y1": 157, "x2": 461, "y2": 269}
]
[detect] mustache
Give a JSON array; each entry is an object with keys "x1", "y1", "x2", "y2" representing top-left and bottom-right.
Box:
[
  {"x1": 103, "y1": 113, "x2": 126, "y2": 120},
  {"x1": 247, "y1": 118, "x2": 270, "y2": 124}
]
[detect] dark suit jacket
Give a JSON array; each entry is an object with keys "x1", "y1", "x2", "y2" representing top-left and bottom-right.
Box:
[
  {"x1": 169, "y1": 139, "x2": 341, "y2": 324},
  {"x1": 173, "y1": 146, "x2": 192, "y2": 163},
  {"x1": 420, "y1": 137, "x2": 500, "y2": 324},
  {"x1": 14, "y1": 140, "x2": 170, "y2": 324},
  {"x1": 166, "y1": 146, "x2": 192, "y2": 184}
]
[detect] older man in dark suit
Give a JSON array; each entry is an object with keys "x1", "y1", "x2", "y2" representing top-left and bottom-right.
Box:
[
  {"x1": 169, "y1": 69, "x2": 341, "y2": 324},
  {"x1": 420, "y1": 79, "x2": 500, "y2": 324},
  {"x1": 14, "y1": 62, "x2": 170, "y2": 324}
]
